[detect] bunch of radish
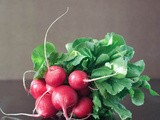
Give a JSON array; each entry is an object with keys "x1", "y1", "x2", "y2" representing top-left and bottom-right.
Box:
[
  {"x1": 29, "y1": 66, "x2": 93, "y2": 119},
  {"x1": 0, "y1": 66, "x2": 93, "y2": 120},
  {"x1": 0, "y1": 7, "x2": 125, "y2": 120},
  {"x1": 1, "y1": 6, "x2": 158, "y2": 120}
]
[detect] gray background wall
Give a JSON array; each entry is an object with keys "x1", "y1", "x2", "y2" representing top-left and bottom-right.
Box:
[{"x1": 0, "y1": 0, "x2": 160, "y2": 80}]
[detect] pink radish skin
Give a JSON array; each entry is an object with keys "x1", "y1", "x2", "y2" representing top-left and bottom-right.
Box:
[
  {"x1": 35, "y1": 94, "x2": 57, "y2": 118},
  {"x1": 69, "y1": 70, "x2": 118, "y2": 90},
  {"x1": 52, "y1": 85, "x2": 78, "y2": 120},
  {"x1": 72, "y1": 97, "x2": 93, "y2": 119},
  {"x1": 46, "y1": 84, "x2": 56, "y2": 93},
  {"x1": 68, "y1": 70, "x2": 88, "y2": 90},
  {"x1": 0, "y1": 94, "x2": 57, "y2": 118},
  {"x1": 33, "y1": 84, "x2": 56, "y2": 113},
  {"x1": 45, "y1": 66, "x2": 66, "y2": 87},
  {"x1": 30, "y1": 79, "x2": 47, "y2": 99}
]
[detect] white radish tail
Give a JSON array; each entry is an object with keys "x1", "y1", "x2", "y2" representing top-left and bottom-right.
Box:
[
  {"x1": 44, "y1": 7, "x2": 69, "y2": 70},
  {"x1": 0, "y1": 108, "x2": 40, "y2": 117},
  {"x1": 22, "y1": 70, "x2": 36, "y2": 94},
  {"x1": 83, "y1": 72, "x2": 118, "y2": 82}
]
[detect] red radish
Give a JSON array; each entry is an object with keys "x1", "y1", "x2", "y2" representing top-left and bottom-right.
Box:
[
  {"x1": 78, "y1": 87, "x2": 90, "y2": 96},
  {"x1": 69, "y1": 70, "x2": 118, "y2": 90},
  {"x1": 32, "y1": 84, "x2": 56, "y2": 114},
  {"x1": 0, "y1": 94, "x2": 57, "y2": 118},
  {"x1": 68, "y1": 70, "x2": 88, "y2": 90},
  {"x1": 35, "y1": 94, "x2": 57, "y2": 118},
  {"x1": 52, "y1": 85, "x2": 78, "y2": 120},
  {"x1": 45, "y1": 66, "x2": 66, "y2": 87},
  {"x1": 0, "y1": 7, "x2": 70, "y2": 119},
  {"x1": 72, "y1": 97, "x2": 93, "y2": 119},
  {"x1": 30, "y1": 79, "x2": 47, "y2": 99},
  {"x1": 46, "y1": 84, "x2": 56, "y2": 93}
]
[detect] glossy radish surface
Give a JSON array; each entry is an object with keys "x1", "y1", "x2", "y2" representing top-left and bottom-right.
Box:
[
  {"x1": 35, "y1": 94, "x2": 57, "y2": 118},
  {"x1": 52, "y1": 85, "x2": 78, "y2": 119},
  {"x1": 72, "y1": 97, "x2": 93, "y2": 118},
  {"x1": 46, "y1": 84, "x2": 56, "y2": 94},
  {"x1": 45, "y1": 66, "x2": 66, "y2": 87},
  {"x1": 68, "y1": 70, "x2": 88, "y2": 90},
  {"x1": 30, "y1": 79, "x2": 47, "y2": 99}
]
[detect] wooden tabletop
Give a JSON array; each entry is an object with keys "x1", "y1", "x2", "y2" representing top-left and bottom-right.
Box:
[{"x1": 0, "y1": 79, "x2": 159, "y2": 120}]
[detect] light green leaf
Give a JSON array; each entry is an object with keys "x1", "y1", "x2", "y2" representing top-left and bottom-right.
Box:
[
  {"x1": 72, "y1": 38, "x2": 92, "y2": 48},
  {"x1": 140, "y1": 76, "x2": 159, "y2": 96},
  {"x1": 93, "y1": 92, "x2": 102, "y2": 112},
  {"x1": 111, "y1": 57, "x2": 128, "y2": 78},
  {"x1": 111, "y1": 45, "x2": 134, "y2": 61},
  {"x1": 65, "y1": 50, "x2": 78, "y2": 61},
  {"x1": 71, "y1": 54, "x2": 86, "y2": 66},
  {"x1": 91, "y1": 66, "x2": 113, "y2": 79},
  {"x1": 95, "y1": 82, "x2": 108, "y2": 98},
  {"x1": 65, "y1": 42, "x2": 73, "y2": 52},
  {"x1": 101, "y1": 78, "x2": 132, "y2": 95},
  {"x1": 31, "y1": 42, "x2": 57, "y2": 71},
  {"x1": 95, "y1": 54, "x2": 110, "y2": 65},
  {"x1": 127, "y1": 60, "x2": 145, "y2": 78},
  {"x1": 79, "y1": 48, "x2": 93, "y2": 58},
  {"x1": 104, "y1": 95, "x2": 132, "y2": 120},
  {"x1": 34, "y1": 62, "x2": 47, "y2": 79},
  {"x1": 130, "y1": 89, "x2": 144, "y2": 106},
  {"x1": 81, "y1": 59, "x2": 88, "y2": 70},
  {"x1": 101, "y1": 33, "x2": 125, "y2": 47}
]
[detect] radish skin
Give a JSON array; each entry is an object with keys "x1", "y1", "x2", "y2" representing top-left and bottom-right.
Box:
[
  {"x1": 68, "y1": 70, "x2": 88, "y2": 90},
  {"x1": 0, "y1": 94, "x2": 57, "y2": 118},
  {"x1": 52, "y1": 85, "x2": 78, "y2": 120},
  {"x1": 35, "y1": 94, "x2": 57, "y2": 118},
  {"x1": 69, "y1": 70, "x2": 118, "y2": 90},
  {"x1": 29, "y1": 79, "x2": 47, "y2": 99},
  {"x1": 45, "y1": 66, "x2": 66, "y2": 87},
  {"x1": 46, "y1": 84, "x2": 56, "y2": 93},
  {"x1": 72, "y1": 97, "x2": 93, "y2": 119}
]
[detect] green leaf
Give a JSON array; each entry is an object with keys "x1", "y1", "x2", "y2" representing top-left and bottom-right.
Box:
[
  {"x1": 101, "y1": 78, "x2": 132, "y2": 95},
  {"x1": 92, "y1": 92, "x2": 102, "y2": 119},
  {"x1": 93, "y1": 92, "x2": 102, "y2": 112},
  {"x1": 81, "y1": 59, "x2": 88, "y2": 70},
  {"x1": 111, "y1": 57, "x2": 128, "y2": 78},
  {"x1": 79, "y1": 48, "x2": 93, "y2": 58},
  {"x1": 72, "y1": 38, "x2": 92, "y2": 48},
  {"x1": 91, "y1": 66, "x2": 113, "y2": 79},
  {"x1": 65, "y1": 50, "x2": 78, "y2": 62},
  {"x1": 127, "y1": 60, "x2": 145, "y2": 78},
  {"x1": 95, "y1": 82, "x2": 108, "y2": 98},
  {"x1": 104, "y1": 95, "x2": 132, "y2": 120},
  {"x1": 111, "y1": 45, "x2": 134, "y2": 61},
  {"x1": 71, "y1": 54, "x2": 86, "y2": 66},
  {"x1": 95, "y1": 54, "x2": 110, "y2": 65},
  {"x1": 33, "y1": 52, "x2": 58, "y2": 79},
  {"x1": 31, "y1": 42, "x2": 57, "y2": 71},
  {"x1": 100, "y1": 33, "x2": 125, "y2": 46},
  {"x1": 65, "y1": 42, "x2": 73, "y2": 52},
  {"x1": 140, "y1": 76, "x2": 159, "y2": 96},
  {"x1": 34, "y1": 62, "x2": 47, "y2": 79},
  {"x1": 130, "y1": 88, "x2": 144, "y2": 106}
]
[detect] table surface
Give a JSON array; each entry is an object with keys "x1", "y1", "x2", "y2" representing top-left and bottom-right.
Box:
[{"x1": 0, "y1": 79, "x2": 159, "y2": 120}]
